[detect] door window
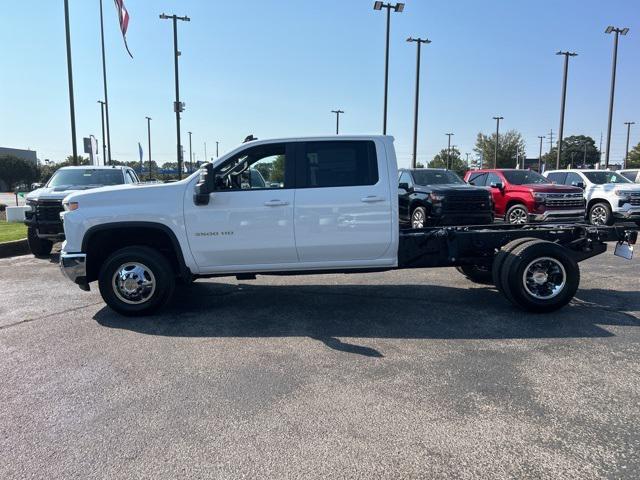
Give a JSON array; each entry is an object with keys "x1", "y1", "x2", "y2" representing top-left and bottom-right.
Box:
[
  {"x1": 298, "y1": 141, "x2": 378, "y2": 188},
  {"x1": 564, "y1": 172, "x2": 583, "y2": 186},
  {"x1": 399, "y1": 171, "x2": 413, "y2": 189},
  {"x1": 546, "y1": 172, "x2": 567, "y2": 184},
  {"x1": 486, "y1": 172, "x2": 502, "y2": 187},
  {"x1": 215, "y1": 144, "x2": 287, "y2": 190},
  {"x1": 468, "y1": 173, "x2": 487, "y2": 186}
]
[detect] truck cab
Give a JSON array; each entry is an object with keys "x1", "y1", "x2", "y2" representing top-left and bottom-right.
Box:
[{"x1": 24, "y1": 165, "x2": 139, "y2": 256}]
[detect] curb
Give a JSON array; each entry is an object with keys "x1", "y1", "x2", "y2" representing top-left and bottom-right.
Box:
[{"x1": 0, "y1": 238, "x2": 30, "y2": 258}]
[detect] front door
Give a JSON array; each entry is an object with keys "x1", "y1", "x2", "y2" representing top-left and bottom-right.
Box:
[
  {"x1": 293, "y1": 139, "x2": 393, "y2": 263},
  {"x1": 184, "y1": 142, "x2": 298, "y2": 270}
]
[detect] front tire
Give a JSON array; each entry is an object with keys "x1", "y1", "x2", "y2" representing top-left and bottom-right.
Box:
[
  {"x1": 27, "y1": 227, "x2": 53, "y2": 257},
  {"x1": 505, "y1": 204, "x2": 529, "y2": 224},
  {"x1": 411, "y1": 206, "x2": 428, "y2": 229},
  {"x1": 588, "y1": 202, "x2": 613, "y2": 226},
  {"x1": 98, "y1": 246, "x2": 175, "y2": 316},
  {"x1": 499, "y1": 240, "x2": 579, "y2": 313}
]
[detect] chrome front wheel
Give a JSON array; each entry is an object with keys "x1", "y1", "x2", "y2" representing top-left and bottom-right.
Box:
[
  {"x1": 589, "y1": 205, "x2": 609, "y2": 225},
  {"x1": 507, "y1": 206, "x2": 528, "y2": 224},
  {"x1": 411, "y1": 207, "x2": 426, "y2": 229},
  {"x1": 112, "y1": 262, "x2": 157, "y2": 304}
]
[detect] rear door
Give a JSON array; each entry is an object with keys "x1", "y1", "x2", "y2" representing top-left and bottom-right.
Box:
[{"x1": 293, "y1": 139, "x2": 393, "y2": 263}]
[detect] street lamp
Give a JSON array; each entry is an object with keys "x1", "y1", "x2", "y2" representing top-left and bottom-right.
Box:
[
  {"x1": 407, "y1": 37, "x2": 431, "y2": 168},
  {"x1": 97, "y1": 101, "x2": 107, "y2": 165},
  {"x1": 604, "y1": 26, "x2": 629, "y2": 168},
  {"x1": 373, "y1": 2, "x2": 404, "y2": 135},
  {"x1": 145, "y1": 116, "x2": 152, "y2": 180},
  {"x1": 624, "y1": 121, "x2": 635, "y2": 168},
  {"x1": 160, "y1": 12, "x2": 191, "y2": 179},
  {"x1": 555, "y1": 51, "x2": 578, "y2": 169},
  {"x1": 188, "y1": 131, "x2": 193, "y2": 174},
  {"x1": 445, "y1": 133, "x2": 454, "y2": 169},
  {"x1": 492, "y1": 116, "x2": 503, "y2": 168},
  {"x1": 331, "y1": 109, "x2": 344, "y2": 135}
]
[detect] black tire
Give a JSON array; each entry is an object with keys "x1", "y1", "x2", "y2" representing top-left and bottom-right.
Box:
[
  {"x1": 588, "y1": 202, "x2": 613, "y2": 226},
  {"x1": 98, "y1": 246, "x2": 175, "y2": 316},
  {"x1": 455, "y1": 265, "x2": 493, "y2": 284},
  {"x1": 492, "y1": 237, "x2": 539, "y2": 295},
  {"x1": 499, "y1": 240, "x2": 580, "y2": 313},
  {"x1": 27, "y1": 227, "x2": 53, "y2": 257},
  {"x1": 505, "y1": 204, "x2": 529, "y2": 224},
  {"x1": 411, "y1": 206, "x2": 428, "y2": 229}
]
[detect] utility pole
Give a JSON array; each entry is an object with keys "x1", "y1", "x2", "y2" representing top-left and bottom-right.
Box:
[
  {"x1": 556, "y1": 51, "x2": 578, "y2": 169},
  {"x1": 604, "y1": 26, "x2": 629, "y2": 168},
  {"x1": 97, "y1": 101, "x2": 106, "y2": 165},
  {"x1": 492, "y1": 116, "x2": 503, "y2": 168},
  {"x1": 538, "y1": 136, "x2": 545, "y2": 172},
  {"x1": 624, "y1": 121, "x2": 635, "y2": 169},
  {"x1": 204, "y1": 142, "x2": 207, "y2": 170},
  {"x1": 465, "y1": 152, "x2": 470, "y2": 166},
  {"x1": 160, "y1": 13, "x2": 190, "y2": 179},
  {"x1": 145, "y1": 116, "x2": 152, "y2": 180},
  {"x1": 548, "y1": 129, "x2": 554, "y2": 154},
  {"x1": 373, "y1": 2, "x2": 404, "y2": 135},
  {"x1": 188, "y1": 131, "x2": 193, "y2": 175},
  {"x1": 407, "y1": 37, "x2": 431, "y2": 168},
  {"x1": 515, "y1": 145, "x2": 520, "y2": 168},
  {"x1": 445, "y1": 133, "x2": 454, "y2": 169},
  {"x1": 583, "y1": 141, "x2": 587, "y2": 167},
  {"x1": 63, "y1": 0, "x2": 78, "y2": 163},
  {"x1": 216, "y1": 141, "x2": 219, "y2": 158},
  {"x1": 331, "y1": 109, "x2": 344, "y2": 135}
]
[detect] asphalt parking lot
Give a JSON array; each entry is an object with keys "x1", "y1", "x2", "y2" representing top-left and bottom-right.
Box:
[{"x1": 1, "y1": 250, "x2": 639, "y2": 479}]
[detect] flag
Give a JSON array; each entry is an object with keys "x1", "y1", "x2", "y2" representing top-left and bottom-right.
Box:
[
  {"x1": 114, "y1": 0, "x2": 133, "y2": 58},
  {"x1": 138, "y1": 142, "x2": 143, "y2": 162}
]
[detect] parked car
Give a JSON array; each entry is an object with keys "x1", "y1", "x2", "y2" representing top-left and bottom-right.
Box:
[
  {"x1": 619, "y1": 169, "x2": 640, "y2": 183},
  {"x1": 57, "y1": 136, "x2": 635, "y2": 316},
  {"x1": 24, "y1": 165, "x2": 140, "y2": 256},
  {"x1": 398, "y1": 168, "x2": 493, "y2": 227},
  {"x1": 544, "y1": 169, "x2": 640, "y2": 226},
  {"x1": 464, "y1": 169, "x2": 585, "y2": 224}
]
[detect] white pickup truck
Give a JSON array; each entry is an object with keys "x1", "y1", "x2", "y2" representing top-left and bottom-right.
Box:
[{"x1": 59, "y1": 136, "x2": 637, "y2": 316}]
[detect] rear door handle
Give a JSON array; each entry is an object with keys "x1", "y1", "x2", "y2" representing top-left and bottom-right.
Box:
[
  {"x1": 264, "y1": 200, "x2": 289, "y2": 207},
  {"x1": 361, "y1": 195, "x2": 385, "y2": 203}
]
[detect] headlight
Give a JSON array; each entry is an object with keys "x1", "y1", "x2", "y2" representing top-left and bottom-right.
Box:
[
  {"x1": 63, "y1": 201, "x2": 79, "y2": 211},
  {"x1": 614, "y1": 190, "x2": 631, "y2": 197},
  {"x1": 532, "y1": 192, "x2": 546, "y2": 203},
  {"x1": 429, "y1": 193, "x2": 445, "y2": 202}
]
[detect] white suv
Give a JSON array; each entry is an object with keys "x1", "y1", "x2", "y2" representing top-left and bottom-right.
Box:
[
  {"x1": 544, "y1": 169, "x2": 640, "y2": 226},
  {"x1": 620, "y1": 169, "x2": 640, "y2": 183}
]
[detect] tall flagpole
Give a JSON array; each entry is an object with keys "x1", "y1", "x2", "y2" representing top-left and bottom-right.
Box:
[
  {"x1": 99, "y1": 0, "x2": 112, "y2": 165},
  {"x1": 64, "y1": 0, "x2": 78, "y2": 163}
]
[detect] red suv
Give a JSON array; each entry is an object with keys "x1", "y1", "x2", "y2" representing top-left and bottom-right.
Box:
[{"x1": 464, "y1": 169, "x2": 585, "y2": 224}]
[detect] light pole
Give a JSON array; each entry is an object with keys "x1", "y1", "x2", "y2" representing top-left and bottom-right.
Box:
[
  {"x1": 63, "y1": 0, "x2": 77, "y2": 163},
  {"x1": 407, "y1": 36, "x2": 431, "y2": 169},
  {"x1": 145, "y1": 116, "x2": 152, "y2": 180},
  {"x1": 188, "y1": 131, "x2": 193, "y2": 175},
  {"x1": 160, "y1": 13, "x2": 190, "y2": 179},
  {"x1": 538, "y1": 135, "x2": 545, "y2": 172},
  {"x1": 373, "y1": 2, "x2": 404, "y2": 135},
  {"x1": 445, "y1": 133, "x2": 454, "y2": 169},
  {"x1": 624, "y1": 121, "x2": 635, "y2": 168},
  {"x1": 465, "y1": 152, "x2": 470, "y2": 166},
  {"x1": 97, "y1": 101, "x2": 106, "y2": 165},
  {"x1": 604, "y1": 26, "x2": 629, "y2": 168},
  {"x1": 216, "y1": 141, "x2": 219, "y2": 158},
  {"x1": 492, "y1": 116, "x2": 503, "y2": 168},
  {"x1": 331, "y1": 109, "x2": 344, "y2": 135},
  {"x1": 556, "y1": 51, "x2": 577, "y2": 169}
]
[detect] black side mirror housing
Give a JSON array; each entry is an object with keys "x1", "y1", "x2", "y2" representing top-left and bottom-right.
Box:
[
  {"x1": 575, "y1": 181, "x2": 585, "y2": 189},
  {"x1": 490, "y1": 182, "x2": 504, "y2": 190},
  {"x1": 398, "y1": 182, "x2": 410, "y2": 191},
  {"x1": 194, "y1": 163, "x2": 214, "y2": 205}
]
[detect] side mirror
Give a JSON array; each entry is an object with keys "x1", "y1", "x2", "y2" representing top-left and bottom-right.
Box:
[
  {"x1": 398, "y1": 182, "x2": 410, "y2": 191},
  {"x1": 468, "y1": 181, "x2": 475, "y2": 186},
  {"x1": 490, "y1": 182, "x2": 504, "y2": 190},
  {"x1": 573, "y1": 181, "x2": 585, "y2": 189},
  {"x1": 193, "y1": 164, "x2": 214, "y2": 205}
]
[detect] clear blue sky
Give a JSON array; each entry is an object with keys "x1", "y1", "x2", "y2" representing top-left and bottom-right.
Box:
[{"x1": 1, "y1": 0, "x2": 638, "y2": 168}]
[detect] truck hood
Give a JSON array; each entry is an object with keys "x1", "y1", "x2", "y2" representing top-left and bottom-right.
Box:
[
  {"x1": 64, "y1": 180, "x2": 188, "y2": 207},
  {"x1": 415, "y1": 183, "x2": 490, "y2": 195},
  {"x1": 25, "y1": 185, "x2": 102, "y2": 201},
  {"x1": 587, "y1": 183, "x2": 640, "y2": 193},
  {"x1": 510, "y1": 184, "x2": 583, "y2": 194}
]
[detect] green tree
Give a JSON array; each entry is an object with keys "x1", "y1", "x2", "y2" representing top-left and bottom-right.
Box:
[
  {"x1": 428, "y1": 147, "x2": 468, "y2": 176},
  {"x1": 541, "y1": 135, "x2": 600, "y2": 169},
  {"x1": 626, "y1": 141, "x2": 640, "y2": 168},
  {"x1": 473, "y1": 130, "x2": 526, "y2": 168},
  {"x1": 64, "y1": 155, "x2": 91, "y2": 165},
  {"x1": 0, "y1": 155, "x2": 39, "y2": 190}
]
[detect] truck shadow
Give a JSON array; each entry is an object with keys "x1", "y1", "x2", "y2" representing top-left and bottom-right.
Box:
[{"x1": 93, "y1": 281, "x2": 639, "y2": 356}]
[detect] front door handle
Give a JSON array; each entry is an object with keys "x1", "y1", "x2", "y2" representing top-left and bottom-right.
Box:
[
  {"x1": 264, "y1": 200, "x2": 289, "y2": 207},
  {"x1": 361, "y1": 195, "x2": 385, "y2": 203}
]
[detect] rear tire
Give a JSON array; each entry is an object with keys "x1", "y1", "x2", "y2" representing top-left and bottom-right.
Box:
[
  {"x1": 98, "y1": 246, "x2": 175, "y2": 316},
  {"x1": 455, "y1": 265, "x2": 493, "y2": 284},
  {"x1": 492, "y1": 237, "x2": 538, "y2": 295},
  {"x1": 499, "y1": 240, "x2": 579, "y2": 313},
  {"x1": 27, "y1": 227, "x2": 53, "y2": 257}
]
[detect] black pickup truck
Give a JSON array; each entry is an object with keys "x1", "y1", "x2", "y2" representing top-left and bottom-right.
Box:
[{"x1": 398, "y1": 168, "x2": 494, "y2": 227}]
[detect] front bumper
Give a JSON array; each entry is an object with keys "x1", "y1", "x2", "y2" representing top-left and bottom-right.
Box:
[
  {"x1": 59, "y1": 252, "x2": 89, "y2": 290},
  {"x1": 613, "y1": 205, "x2": 640, "y2": 219},
  {"x1": 530, "y1": 209, "x2": 585, "y2": 222}
]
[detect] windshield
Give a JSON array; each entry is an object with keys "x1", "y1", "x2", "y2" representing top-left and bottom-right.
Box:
[
  {"x1": 502, "y1": 170, "x2": 550, "y2": 185},
  {"x1": 411, "y1": 170, "x2": 464, "y2": 185},
  {"x1": 47, "y1": 169, "x2": 125, "y2": 188},
  {"x1": 583, "y1": 171, "x2": 631, "y2": 185}
]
